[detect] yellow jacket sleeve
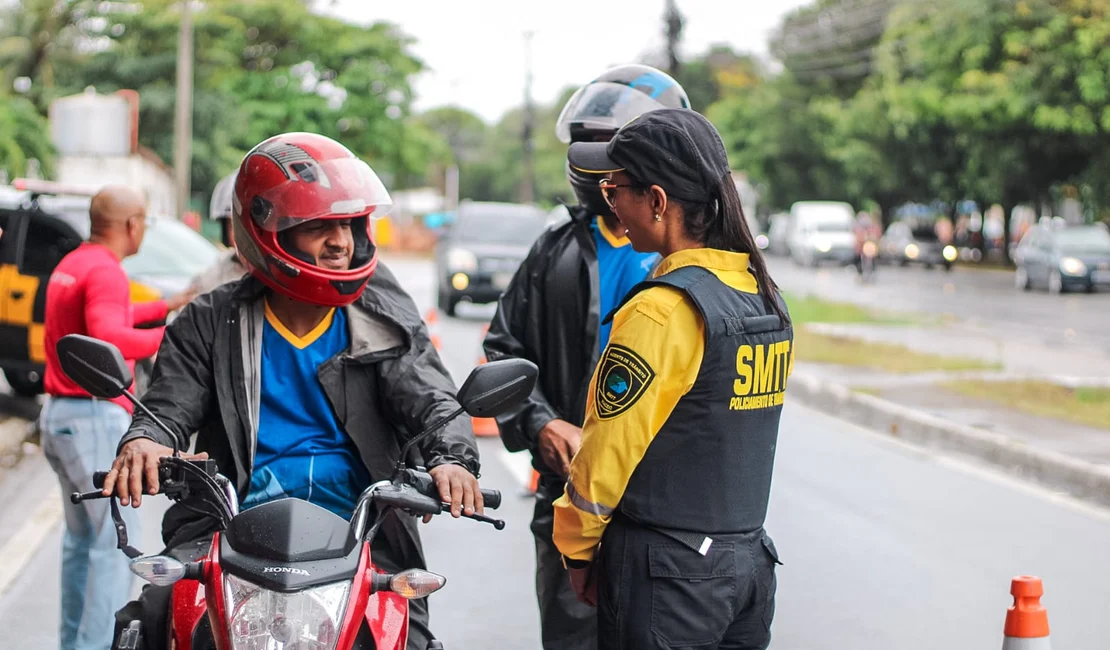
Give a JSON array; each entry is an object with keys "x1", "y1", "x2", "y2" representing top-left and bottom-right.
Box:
[{"x1": 552, "y1": 287, "x2": 705, "y2": 561}]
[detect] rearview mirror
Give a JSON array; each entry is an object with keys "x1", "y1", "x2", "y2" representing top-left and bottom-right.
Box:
[
  {"x1": 456, "y1": 359, "x2": 538, "y2": 418},
  {"x1": 55, "y1": 334, "x2": 133, "y2": 399}
]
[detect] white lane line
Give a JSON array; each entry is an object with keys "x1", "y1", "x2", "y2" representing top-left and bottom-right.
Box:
[
  {"x1": 794, "y1": 403, "x2": 1110, "y2": 523},
  {"x1": 0, "y1": 483, "x2": 62, "y2": 597},
  {"x1": 499, "y1": 448, "x2": 535, "y2": 492}
]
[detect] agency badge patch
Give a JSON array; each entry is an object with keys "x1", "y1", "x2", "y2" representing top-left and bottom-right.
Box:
[{"x1": 595, "y1": 344, "x2": 656, "y2": 420}]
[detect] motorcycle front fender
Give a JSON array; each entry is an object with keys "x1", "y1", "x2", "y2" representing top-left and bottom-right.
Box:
[{"x1": 366, "y1": 578, "x2": 411, "y2": 650}]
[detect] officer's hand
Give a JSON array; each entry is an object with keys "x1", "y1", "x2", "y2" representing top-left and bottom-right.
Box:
[
  {"x1": 102, "y1": 438, "x2": 208, "y2": 507},
  {"x1": 567, "y1": 563, "x2": 598, "y2": 607},
  {"x1": 427, "y1": 463, "x2": 483, "y2": 522},
  {"x1": 538, "y1": 419, "x2": 582, "y2": 480}
]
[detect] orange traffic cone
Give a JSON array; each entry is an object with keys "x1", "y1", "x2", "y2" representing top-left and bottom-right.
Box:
[
  {"x1": 1002, "y1": 576, "x2": 1051, "y2": 649},
  {"x1": 472, "y1": 322, "x2": 499, "y2": 436},
  {"x1": 424, "y1": 308, "x2": 443, "y2": 351}
]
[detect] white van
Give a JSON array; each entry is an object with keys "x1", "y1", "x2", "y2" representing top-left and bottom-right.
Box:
[{"x1": 787, "y1": 201, "x2": 857, "y2": 267}]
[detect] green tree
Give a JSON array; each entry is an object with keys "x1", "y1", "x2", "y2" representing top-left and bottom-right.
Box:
[{"x1": 0, "y1": 93, "x2": 55, "y2": 178}]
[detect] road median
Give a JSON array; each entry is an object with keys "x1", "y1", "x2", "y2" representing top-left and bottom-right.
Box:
[{"x1": 791, "y1": 369, "x2": 1110, "y2": 508}]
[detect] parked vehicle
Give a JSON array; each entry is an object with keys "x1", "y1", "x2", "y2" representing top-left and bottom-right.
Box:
[
  {"x1": 0, "y1": 182, "x2": 220, "y2": 396},
  {"x1": 787, "y1": 201, "x2": 857, "y2": 267},
  {"x1": 435, "y1": 201, "x2": 548, "y2": 316},
  {"x1": 1014, "y1": 223, "x2": 1110, "y2": 294},
  {"x1": 879, "y1": 221, "x2": 958, "y2": 271}
]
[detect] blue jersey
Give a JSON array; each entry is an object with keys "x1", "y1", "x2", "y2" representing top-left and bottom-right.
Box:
[
  {"x1": 244, "y1": 301, "x2": 371, "y2": 519},
  {"x1": 591, "y1": 216, "x2": 660, "y2": 352}
]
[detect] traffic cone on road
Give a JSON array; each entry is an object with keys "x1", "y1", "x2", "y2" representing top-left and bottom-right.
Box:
[
  {"x1": 424, "y1": 308, "x2": 443, "y2": 351},
  {"x1": 1002, "y1": 576, "x2": 1051, "y2": 649},
  {"x1": 472, "y1": 323, "x2": 499, "y2": 437}
]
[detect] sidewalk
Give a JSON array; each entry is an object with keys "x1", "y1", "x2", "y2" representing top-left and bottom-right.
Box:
[{"x1": 791, "y1": 317, "x2": 1110, "y2": 504}]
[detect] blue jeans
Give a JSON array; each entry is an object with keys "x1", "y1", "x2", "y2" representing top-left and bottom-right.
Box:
[{"x1": 40, "y1": 397, "x2": 139, "y2": 650}]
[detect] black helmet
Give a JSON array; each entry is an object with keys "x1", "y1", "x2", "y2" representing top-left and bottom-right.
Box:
[{"x1": 556, "y1": 64, "x2": 690, "y2": 217}]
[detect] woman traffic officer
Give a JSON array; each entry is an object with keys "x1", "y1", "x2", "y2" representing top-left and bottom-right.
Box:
[{"x1": 552, "y1": 108, "x2": 793, "y2": 650}]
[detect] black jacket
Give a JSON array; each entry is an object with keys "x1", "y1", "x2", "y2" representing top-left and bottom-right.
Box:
[
  {"x1": 482, "y1": 206, "x2": 600, "y2": 479},
  {"x1": 121, "y1": 262, "x2": 480, "y2": 569}
]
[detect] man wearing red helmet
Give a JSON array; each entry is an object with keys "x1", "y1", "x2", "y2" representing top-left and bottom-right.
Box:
[{"x1": 102, "y1": 133, "x2": 482, "y2": 650}]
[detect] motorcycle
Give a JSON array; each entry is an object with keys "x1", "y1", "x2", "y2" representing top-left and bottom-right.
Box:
[
  {"x1": 857, "y1": 239, "x2": 879, "y2": 283},
  {"x1": 58, "y1": 333, "x2": 537, "y2": 650}
]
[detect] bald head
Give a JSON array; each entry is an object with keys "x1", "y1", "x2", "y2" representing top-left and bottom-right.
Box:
[{"x1": 89, "y1": 185, "x2": 148, "y2": 257}]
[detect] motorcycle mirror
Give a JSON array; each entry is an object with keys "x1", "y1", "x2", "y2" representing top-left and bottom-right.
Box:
[
  {"x1": 56, "y1": 334, "x2": 134, "y2": 398},
  {"x1": 130, "y1": 555, "x2": 187, "y2": 587},
  {"x1": 455, "y1": 358, "x2": 538, "y2": 418}
]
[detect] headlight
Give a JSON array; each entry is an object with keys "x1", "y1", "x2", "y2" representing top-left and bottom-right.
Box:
[
  {"x1": 905, "y1": 244, "x2": 920, "y2": 259},
  {"x1": 451, "y1": 272, "x2": 470, "y2": 290},
  {"x1": 943, "y1": 245, "x2": 958, "y2": 262},
  {"x1": 446, "y1": 248, "x2": 478, "y2": 273},
  {"x1": 225, "y1": 574, "x2": 349, "y2": 650},
  {"x1": 1060, "y1": 257, "x2": 1087, "y2": 276},
  {"x1": 815, "y1": 240, "x2": 832, "y2": 253}
]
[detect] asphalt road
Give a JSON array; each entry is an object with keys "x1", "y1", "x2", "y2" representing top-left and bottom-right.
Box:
[
  {"x1": 1, "y1": 255, "x2": 1109, "y2": 649},
  {"x1": 766, "y1": 254, "x2": 1110, "y2": 351}
]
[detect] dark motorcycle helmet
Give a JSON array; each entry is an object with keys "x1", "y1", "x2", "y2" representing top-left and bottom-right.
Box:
[{"x1": 556, "y1": 64, "x2": 691, "y2": 217}]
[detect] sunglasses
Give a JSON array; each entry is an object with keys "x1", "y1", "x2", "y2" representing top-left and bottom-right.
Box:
[{"x1": 598, "y1": 178, "x2": 639, "y2": 209}]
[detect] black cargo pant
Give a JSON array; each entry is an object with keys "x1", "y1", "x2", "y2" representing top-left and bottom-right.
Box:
[
  {"x1": 596, "y1": 516, "x2": 781, "y2": 650},
  {"x1": 532, "y1": 475, "x2": 598, "y2": 649},
  {"x1": 112, "y1": 531, "x2": 433, "y2": 650}
]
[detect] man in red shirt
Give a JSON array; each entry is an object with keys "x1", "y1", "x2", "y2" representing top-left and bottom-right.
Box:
[{"x1": 39, "y1": 185, "x2": 193, "y2": 650}]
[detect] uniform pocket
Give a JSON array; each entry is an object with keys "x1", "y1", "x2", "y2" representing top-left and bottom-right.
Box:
[
  {"x1": 759, "y1": 533, "x2": 782, "y2": 629},
  {"x1": 649, "y1": 542, "x2": 737, "y2": 647}
]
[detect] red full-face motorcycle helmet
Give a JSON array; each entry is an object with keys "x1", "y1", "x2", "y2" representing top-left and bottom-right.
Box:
[{"x1": 232, "y1": 132, "x2": 393, "y2": 307}]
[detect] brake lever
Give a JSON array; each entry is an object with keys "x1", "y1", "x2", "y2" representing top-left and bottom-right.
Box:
[
  {"x1": 71, "y1": 490, "x2": 110, "y2": 504},
  {"x1": 439, "y1": 503, "x2": 505, "y2": 530}
]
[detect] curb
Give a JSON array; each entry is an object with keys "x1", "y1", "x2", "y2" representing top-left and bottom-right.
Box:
[
  {"x1": 0, "y1": 417, "x2": 37, "y2": 471},
  {"x1": 791, "y1": 371, "x2": 1110, "y2": 509}
]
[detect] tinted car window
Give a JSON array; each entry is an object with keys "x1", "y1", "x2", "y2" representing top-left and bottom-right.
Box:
[
  {"x1": 122, "y1": 217, "x2": 222, "y2": 277},
  {"x1": 452, "y1": 209, "x2": 547, "y2": 246},
  {"x1": 1053, "y1": 226, "x2": 1110, "y2": 254},
  {"x1": 21, "y1": 216, "x2": 82, "y2": 276}
]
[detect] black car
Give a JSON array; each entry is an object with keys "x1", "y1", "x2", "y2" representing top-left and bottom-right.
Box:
[
  {"x1": 435, "y1": 201, "x2": 548, "y2": 316},
  {"x1": 879, "y1": 220, "x2": 958, "y2": 270},
  {"x1": 1014, "y1": 223, "x2": 1110, "y2": 294}
]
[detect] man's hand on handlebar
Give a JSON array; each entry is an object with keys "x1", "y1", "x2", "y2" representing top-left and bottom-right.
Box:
[
  {"x1": 426, "y1": 463, "x2": 483, "y2": 523},
  {"x1": 102, "y1": 438, "x2": 209, "y2": 507}
]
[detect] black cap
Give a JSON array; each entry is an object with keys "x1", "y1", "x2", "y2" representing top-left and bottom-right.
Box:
[{"x1": 566, "y1": 108, "x2": 731, "y2": 203}]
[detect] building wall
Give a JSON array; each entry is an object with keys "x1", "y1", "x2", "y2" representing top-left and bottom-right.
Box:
[{"x1": 55, "y1": 155, "x2": 177, "y2": 216}]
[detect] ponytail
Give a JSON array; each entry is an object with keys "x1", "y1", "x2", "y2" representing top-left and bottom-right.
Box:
[{"x1": 672, "y1": 176, "x2": 790, "y2": 326}]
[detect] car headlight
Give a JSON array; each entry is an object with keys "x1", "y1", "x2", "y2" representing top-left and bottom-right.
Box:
[
  {"x1": 943, "y1": 245, "x2": 958, "y2": 262},
  {"x1": 225, "y1": 574, "x2": 349, "y2": 650},
  {"x1": 815, "y1": 240, "x2": 832, "y2": 253},
  {"x1": 446, "y1": 248, "x2": 478, "y2": 273},
  {"x1": 905, "y1": 243, "x2": 920, "y2": 259},
  {"x1": 1060, "y1": 257, "x2": 1087, "y2": 276}
]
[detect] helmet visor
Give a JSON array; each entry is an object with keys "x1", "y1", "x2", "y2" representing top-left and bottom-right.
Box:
[
  {"x1": 209, "y1": 171, "x2": 237, "y2": 220},
  {"x1": 555, "y1": 81, "x2": 673, "y2": 144},
  {"x1": 250, "y1": 157, "x2": 393, "y2": 232}
]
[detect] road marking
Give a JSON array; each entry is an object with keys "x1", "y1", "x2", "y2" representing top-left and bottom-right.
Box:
[
  {"x1": 796, "y1": 403, "x2": 1110, "y2": 524},
  {"x1": 0, "y1": 482, "x2": 62, "y2": 597},
  {"x1": 499, "y1": 448, "x2": 535, "y2": 493}
]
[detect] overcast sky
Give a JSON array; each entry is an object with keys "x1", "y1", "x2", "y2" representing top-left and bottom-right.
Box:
[{"x1": 325, "y1": 0, "x2": 811, "y2": 123}]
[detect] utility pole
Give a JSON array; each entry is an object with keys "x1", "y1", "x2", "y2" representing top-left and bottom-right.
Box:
[
  {"x1": 520, "y1": 30, "x2": 536, "y2": 204},
  {"x1": 173, "y1": 0, "x2": 195, "y2": 219},
  {"x1": 664, "y1": 0, "x2": 684, "y2": 77}
]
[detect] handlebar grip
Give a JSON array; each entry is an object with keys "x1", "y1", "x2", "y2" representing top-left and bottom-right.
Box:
[
  {"x1": 480, "y1": 488, "x2": 501, "y2": 510},
  {"x1": 92, "y1": 471, "x2": 111, "y2": 490}
]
